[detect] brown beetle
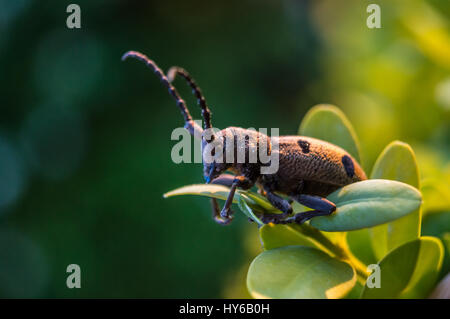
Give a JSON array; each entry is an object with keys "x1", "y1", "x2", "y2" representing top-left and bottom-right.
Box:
[{"x1": 122, "y1": 51, "x2": 367, "y2": 225}]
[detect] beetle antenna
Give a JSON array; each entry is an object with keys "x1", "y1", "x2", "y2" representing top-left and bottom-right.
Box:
[
  {"x1": 121, "y1": 51, "x2": 201, "y2": 137},
  {"x1": 167, "y1": 67, "x2": 213, "y2": 132}
]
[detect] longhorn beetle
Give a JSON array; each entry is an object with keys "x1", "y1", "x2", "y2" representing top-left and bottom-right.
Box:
[{"x1": 122, "y1": 51, "x2": 367, "y2": 225}]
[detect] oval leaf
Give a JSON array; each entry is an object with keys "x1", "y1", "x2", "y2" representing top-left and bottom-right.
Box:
[
  {"x1": 369, "y1": 141, "x2": 421, "y2": 260},
  {"x1": 422, "y1": 211, "x2": 450, "y2": 238},
  {"x1": 163, "y1": 184, "x2": 276, "y2": 214},
  {"x1": 361, "y1": 237, "x2": 443, "y2": 299},
  {"x1": 260, "y1": 224, "x2": 323, "y2": 251},
  {"x1": 247, "y1": 246, "x2": 356, "y2": 299},
  {"x1": 346, "y1": 229, "x2": 378, "y2": 266},
  {"x1": 371, "y1": 141, "x2": 420, "y2": 187},
  {"x1": 299, "y1": 104, "x2": 361, "y2": 162},
  {"x1": 242, "y1": 192, "x2": 280, "y2": 213},
  {"x1": 421, "y1": 179, "x2": 450, "y2": 213},
  {"x1": 310, "y1": 179, "x2": 422, "y2": 232},
  {"x1": 164, "y1": 184, "x2": 238, "y2": 202},
  {"x1": 422, "y1": 213, "x2": 450, "y2": 278}
]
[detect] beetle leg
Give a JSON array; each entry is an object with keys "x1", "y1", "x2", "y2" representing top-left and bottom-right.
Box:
[
  {"x1": 286, "y1": 194, "x2": 336, "y2": 224},
  {"x1": 208, "y1": 174, "x2": 235, "y2": 224},
  {"x1": 210, "y1": 198, "x2": 232, "y2": 225},
  {"x1": 260, "y1": 190, "x2": 293, "y2": 224},
  {"x1": 209, "y1": 175, "x2": 254, "y2": 225},
  {"x1": 219, "y1": 183, "x2": 238, "y2": 222}
]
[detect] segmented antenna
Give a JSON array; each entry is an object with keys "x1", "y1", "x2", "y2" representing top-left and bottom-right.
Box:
[
  {"x1": 121, "y1": 51, "x2": 193, "y2": 126},
  {"x1": 167, "y1": 66, "x2": 213, "y2": 131}
]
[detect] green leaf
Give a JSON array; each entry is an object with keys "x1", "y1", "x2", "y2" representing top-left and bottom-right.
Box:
[
  {"x1": 421, "y1": 179, "x2": 450, "y2": 213},
  {"x1": 422, "y1": 212, "x2": 450, "y2": 279},
  {"x1": 346, "y1": 229, "x2": 378, "y2": 266},
  {"x1": 360, "y1": 237, "x2": 443, "y2": 299},
  {"x1": 259, "y1": 224, "x2": 325, "y2": 251},
  {"x1": 442, "y1": 233, "x2": 450, "y2": 276},
  {"x1": 259, "y1": 223, "x2": 349, "y2": 260},
  {"x1": 238, "y1": 195, "x2": 264, "y2": 226},
  {"x1": 344, "y1": 280, "x2": 364, "y2": 299},
  {"x1": 299, "y1": 104, "x2": 361, "y2": 162},
  {"x1": 163, "y1": 184, "x2": 277, "y2": 214},
  {"x1": 309, "y1": 179, "x2": 422, "y2": 232},
  {"x1": 400, "y1": 238, "x2": 444, "y2": 299},
  {"x1": 164, "y1": 184, "x2": 238, "y2": 202},
  {"x1": 422, "y1": 211, "x2": 450, "y2": 238},
  {"x1": 371, "y1": 142, "x2": 420, "y2": 187},
  {"x1": 242, "y1": 192, "x2": 280, "y2": 213},
  {"x1": 369, "y1": 141, "x2": 421, "y2": 260},
  {"x1": 247, "y1": 246, "x2": 356, "y2": 299},
  {"x1": 443, "y1": 233, "x2": 450, "y2": 254}
]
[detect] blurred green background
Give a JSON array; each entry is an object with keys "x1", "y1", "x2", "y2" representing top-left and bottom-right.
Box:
[{"x1": 0, "y1": 0, "x2": 448, "y2": 298}]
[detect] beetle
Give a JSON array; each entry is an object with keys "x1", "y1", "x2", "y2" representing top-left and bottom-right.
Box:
[{"x1": 122, "y1": 51, "x2": 367, "y2": 225}]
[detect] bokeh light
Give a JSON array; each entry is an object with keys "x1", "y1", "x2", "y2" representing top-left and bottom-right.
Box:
[
  {"x1": 0, "y1": 228, "x2": 48, "y2": 298},
  {"x1": 0, "y1": 136, "x2": 26, "y2": 214},
  {"x1": 20, "y1": 105, "x2": 86, "y2": 181}
]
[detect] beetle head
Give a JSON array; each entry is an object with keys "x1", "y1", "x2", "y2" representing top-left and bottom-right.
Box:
[{"x1": 201, "y1": 134, "x2": 230, "y2": 183}]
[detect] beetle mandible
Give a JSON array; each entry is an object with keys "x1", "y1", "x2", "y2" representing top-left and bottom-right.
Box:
[{"x1": 122, "y1": 51, "x2": 367, "y2": 225}]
